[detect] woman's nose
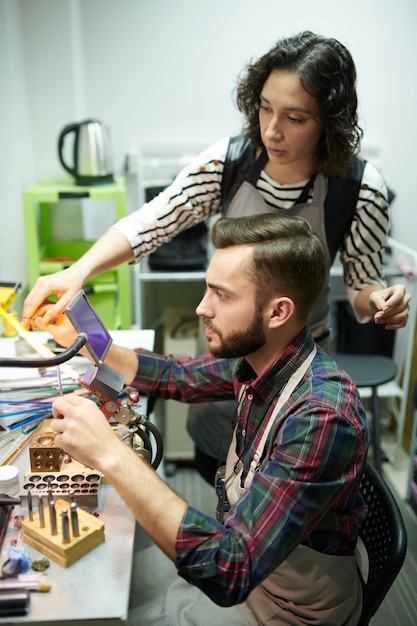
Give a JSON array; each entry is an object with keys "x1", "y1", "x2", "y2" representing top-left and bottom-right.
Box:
[{"x1": 265, "y1": 117, "x2": 283, "y2": 141}]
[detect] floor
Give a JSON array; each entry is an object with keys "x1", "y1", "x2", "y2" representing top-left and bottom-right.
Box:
[{"x1": 163, "y1": 431, "x2": 417, "y2": 626}]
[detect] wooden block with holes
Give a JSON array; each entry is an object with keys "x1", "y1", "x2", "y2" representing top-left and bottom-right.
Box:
[{"x1": 21, "y1": 498, "x2": 105, "y2": 567}]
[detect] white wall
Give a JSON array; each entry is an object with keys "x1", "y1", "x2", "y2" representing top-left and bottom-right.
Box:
[
  {"x1": 1, "y1": 0, "x2": 417, "y2": 291},
  {"x1": 0, "y1": 0, "x2": 31, "y2": 287}
]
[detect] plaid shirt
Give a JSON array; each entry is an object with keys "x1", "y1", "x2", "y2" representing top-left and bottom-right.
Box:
[{"x1": 132, "y1": 328, "x2": 369, "y2": 606}]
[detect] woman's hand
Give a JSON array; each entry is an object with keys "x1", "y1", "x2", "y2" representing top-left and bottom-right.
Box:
[
  {"x1": 22, "y1": 268, "x2": 83, "y2": 329},
  {"x1": 370, "y1": 284, "x2": 411, "y2": 330},
  {"x1": 31, "y1": 300, "x2": 84, "y2": 352}
]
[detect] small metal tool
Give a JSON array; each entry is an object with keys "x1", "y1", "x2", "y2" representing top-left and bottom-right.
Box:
[
  {"x1": 47, "y1": 484, "x2": 53, "y2": 506},
  {"x1": 61, "y1": 508, "x2": 70, "y2": 543},
  {"x1": 38, "y1": 496, "x2": 45, "y2": 528},
  {"x1": 27, "y1": 489, "x2": 33, "y2": 522},
  {"x1": 49, "y1": 500, "x2": 57, "y2": 535},
  {"x1": 70, "y1": 501, "x2": 80, "y2": 537}
]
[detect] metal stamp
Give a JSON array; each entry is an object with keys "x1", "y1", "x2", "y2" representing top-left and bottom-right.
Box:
[
  {"x1": 49, "y1": 500, "x2": 57, "y2": 536},
  {"x1": 38, "y1": 496, "x2": 45, "y2": 528},
  {"x1": 61, "y1": 508, "x2": 70, "y2": 544},
  {"x1": 70, "y1": 502, "x2": 80, "y2": 537}
]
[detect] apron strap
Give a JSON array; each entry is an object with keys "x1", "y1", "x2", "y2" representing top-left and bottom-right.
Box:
[
  {"x1": 247, "y1": 344, "x2": 317, "y2": 481},
  {"x1": 246, "y1": 149, "x2": 268, "y2": 186},
  {"x1": 229, "y1": 344, "x2": 317, "y2": 500}
]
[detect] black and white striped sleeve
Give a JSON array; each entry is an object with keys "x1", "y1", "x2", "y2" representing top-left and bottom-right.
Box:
[
  {"x1": 340, "y1": 161, "x2": 390, "y2": 317},
  {"x1": 113, "y1": 137, "x2": 229, "y2": 261}
]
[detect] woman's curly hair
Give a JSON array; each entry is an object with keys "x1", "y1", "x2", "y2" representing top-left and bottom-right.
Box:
[{"x1": 235, "y1": 31, "x2": 363, "y2": 179}]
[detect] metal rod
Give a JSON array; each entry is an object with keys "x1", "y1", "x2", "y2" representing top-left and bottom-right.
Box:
[
  {"x1": 61, "y1": 508, "x2": 70, "y2": 543},
  {"x1": 38, "y1": 496, "x2": 45, "y2": 528},
  {"x1": 70, "y1": 502, "x2": 80, "y2": 537},
  {"x1": 28, "y1": 490, "x2": 33, "y2": 522},
  {"x1": 47, "y1": 485, "x2": 53, "y2": 507},
  {"x1": 49, "y1": 500, "x2": 57, "y2": 536}
]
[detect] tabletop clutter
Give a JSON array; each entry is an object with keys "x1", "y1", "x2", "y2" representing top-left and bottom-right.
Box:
[
  {"x1": 0, "y1": 296, "x2": 107, "y2": 617},
  {"x1": 0, "y1": 417, "x2": 107, "y2": 616}
]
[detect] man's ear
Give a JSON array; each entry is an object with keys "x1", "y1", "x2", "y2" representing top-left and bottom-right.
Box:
[{"x1": 268, "y1": 296, "x2": 296, "y2": 328}]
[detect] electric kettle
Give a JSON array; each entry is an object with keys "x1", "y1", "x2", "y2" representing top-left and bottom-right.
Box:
[{"x1": 57, "y1": 118, "x2": 114, "y2": 186}]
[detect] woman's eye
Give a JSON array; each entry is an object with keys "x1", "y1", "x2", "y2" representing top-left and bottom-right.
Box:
[
  {"x1": 288, "y1": 116, "x2": 305, "y2": 124},
  {"x1": 259, "y1": 103, "x2": 271, "y2": 113}
]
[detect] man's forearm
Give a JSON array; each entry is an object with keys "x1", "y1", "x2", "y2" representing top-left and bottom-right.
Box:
[
  {"x1": 104, "y1": 344, "x2": 139, "y2": 385},
  {"x1": 103, "y1": 441, "x2": 187, "y2": 561}
]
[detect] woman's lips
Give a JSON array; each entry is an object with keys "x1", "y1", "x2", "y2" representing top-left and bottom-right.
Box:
[{"x1": 267, "y1": 146, "x2": 286, "y2": 158}]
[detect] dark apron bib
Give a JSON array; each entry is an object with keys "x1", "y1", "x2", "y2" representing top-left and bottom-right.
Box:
[{"x1": 226, "y1": 169, "x2": 331, "y2": 339}]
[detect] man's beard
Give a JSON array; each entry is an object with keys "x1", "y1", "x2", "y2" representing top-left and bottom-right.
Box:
[{"x1": 204, "y1": 307, "x2": 266, "y2": 359}]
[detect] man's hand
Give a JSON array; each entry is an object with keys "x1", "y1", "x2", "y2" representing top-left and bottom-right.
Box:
[
  {"x1": 51, "y1": 392, "x2": 187, "y2": 562},
  {"x1": 51, "y1": 394, "x2": 121, "y2": 472}
]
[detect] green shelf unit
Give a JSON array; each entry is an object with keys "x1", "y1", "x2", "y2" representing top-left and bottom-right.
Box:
[{"x1": 23, "y1": 177, "x2": 131, "y2": 329}]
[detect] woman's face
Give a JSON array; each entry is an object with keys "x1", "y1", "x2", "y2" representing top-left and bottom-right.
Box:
[{"x1": 259, "y1": 69, "x2": 323, "y2": 178}]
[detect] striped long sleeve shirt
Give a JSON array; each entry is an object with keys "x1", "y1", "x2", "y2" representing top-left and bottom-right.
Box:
[
  {"x1": 132, "y1": 329, "x2": 369, "y2": 607},
  {"x1": 114, "y1": 136, "x2": 389, "y2": 309}
]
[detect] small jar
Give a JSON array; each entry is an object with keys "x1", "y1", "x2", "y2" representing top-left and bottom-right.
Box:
[{"x1": 0, "y1": 465, "x2": 20, "y2": 497}]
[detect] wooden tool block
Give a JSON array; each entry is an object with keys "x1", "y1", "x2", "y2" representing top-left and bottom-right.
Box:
[
  {"x1": 20, "y1": 423, "x2": 102, "y2": 507},
  {"x1": 21, "y1": 499, "x2": 105, "y2": 567}
]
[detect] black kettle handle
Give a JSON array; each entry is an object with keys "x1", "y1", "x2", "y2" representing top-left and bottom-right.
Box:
[{"x1": 57, "y1": 122, "x2": 80, "y2": 177}]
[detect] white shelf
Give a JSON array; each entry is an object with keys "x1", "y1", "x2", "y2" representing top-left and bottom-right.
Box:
[{"x1": 136, "y1": 257, "x2": 206, "y2": 282}]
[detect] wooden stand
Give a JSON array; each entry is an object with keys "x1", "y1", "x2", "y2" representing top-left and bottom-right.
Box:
[
  {"x1": 19, "y1": 422, "x2": 102, "y2": 507},
  {"x1": 21, "y1": 498, "x2": 105, "y2": 567}
]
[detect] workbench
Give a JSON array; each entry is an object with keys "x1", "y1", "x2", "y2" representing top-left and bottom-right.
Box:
[{"x1": 0, "y1": 329, "x2": 154, "y2": 625}]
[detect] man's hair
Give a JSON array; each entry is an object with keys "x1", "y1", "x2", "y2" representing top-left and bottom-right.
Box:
[
  {"x1": 211, "y1": 213, "x2": 327, "y2": 323},
  {"x1": 235, "y1": 30, "x2": 362, "y2": 179}
]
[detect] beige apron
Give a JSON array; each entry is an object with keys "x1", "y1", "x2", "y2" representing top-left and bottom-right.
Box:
[
  {"x1": 187, "y1": 167, "x2": 331, "y2": 459},
  {"x1": 226, "y1": 176, "x2": 331, "y2": 340},
  {"x1": 224, "y1": 345, "x2": 362, "y2": 625}
]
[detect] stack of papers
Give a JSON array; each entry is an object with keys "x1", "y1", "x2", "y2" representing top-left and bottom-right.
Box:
[{"x1": 0, "y1": 334, "x2": 89, "y2": 464}]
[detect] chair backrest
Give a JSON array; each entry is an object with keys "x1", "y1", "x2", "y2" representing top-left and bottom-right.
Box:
[{"x1": 358, "y1": 460, "x2": 408, "y2": 625}]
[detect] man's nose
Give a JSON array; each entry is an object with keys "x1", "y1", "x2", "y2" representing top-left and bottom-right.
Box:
[{"x1": 196, "y1": 293, "x2": 211, "y2": 318}]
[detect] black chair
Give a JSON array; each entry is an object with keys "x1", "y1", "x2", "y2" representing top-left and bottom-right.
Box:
[
  {"x1": 357, "y1": 460, "x2": 408, "y2": 625},
  {"x1": 331, "y1": 353, "x2": 397, "y2": 473}
]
